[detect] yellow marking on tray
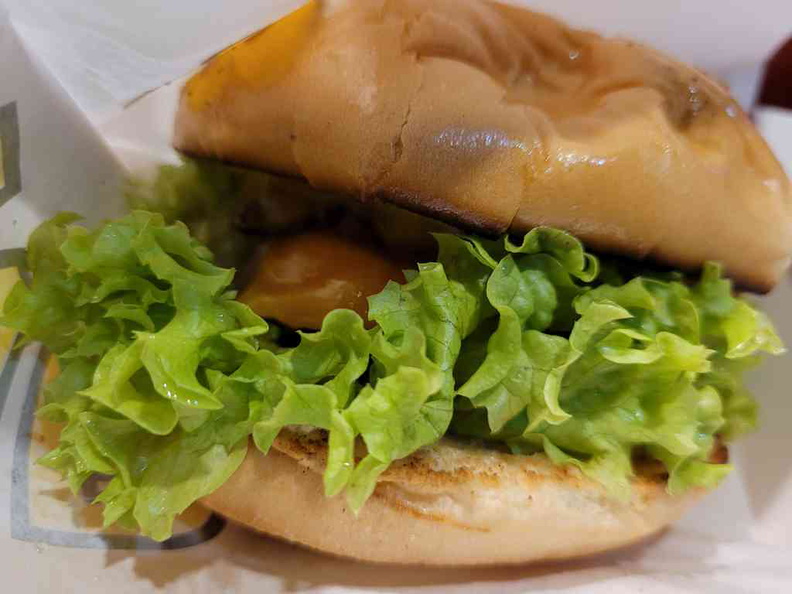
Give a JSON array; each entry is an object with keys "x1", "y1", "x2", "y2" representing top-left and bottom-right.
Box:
[
  {"x1": 0, "y1": 135, "x2": 5, "y2": 189},
  {"x1": 185, "y1": 1, "x2": 319, "y2": 110},
  {"x1": 0, "y1": 267, "x2": 20, "y2": 360}
]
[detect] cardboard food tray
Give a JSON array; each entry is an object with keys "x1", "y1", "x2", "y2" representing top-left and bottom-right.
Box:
[{"x1": 1, "y1": 1, "x2": 791, "y2": 592}]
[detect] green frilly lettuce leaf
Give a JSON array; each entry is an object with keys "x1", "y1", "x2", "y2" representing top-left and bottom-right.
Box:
[{"x1": 1, "y1": 211, "x2": 783, "y2": 540}]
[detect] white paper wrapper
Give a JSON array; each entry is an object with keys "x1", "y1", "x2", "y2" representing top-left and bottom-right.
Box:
[
  {"x1": 1, "y1": 2, "x2": 791, "y2": 592},
  {"x1": 5, "y1": 0, "x2": 792, "y2": 122}
]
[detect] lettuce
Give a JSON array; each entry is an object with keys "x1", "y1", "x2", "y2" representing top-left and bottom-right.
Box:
[
  {"x1": 1, "y1": 212, "x2": 783, "y2": 540},
  {"x1": 125, "y1": 159, "x2": 253, "y2": 268}
]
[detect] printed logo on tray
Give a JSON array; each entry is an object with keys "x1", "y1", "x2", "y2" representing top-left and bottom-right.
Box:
[
  {"x1": 0, "y1": 102, "x2": 22, "y2": 207},
  {"x1": 0, "y1": 239, "x2": 226, "y2": 550}
]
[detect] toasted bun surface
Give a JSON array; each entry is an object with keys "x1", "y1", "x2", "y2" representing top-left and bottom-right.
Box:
[
  {"x1": 200, "y1": 430, "x2": 705, "y2": 565},
  {"x1": 175, "y1": 0, "x2": 792, "y2": 291}
]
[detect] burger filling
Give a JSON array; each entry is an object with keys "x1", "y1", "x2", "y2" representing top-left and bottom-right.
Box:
[{"x1": 1, "y1": 160, "x2": 782, "y2": 541}]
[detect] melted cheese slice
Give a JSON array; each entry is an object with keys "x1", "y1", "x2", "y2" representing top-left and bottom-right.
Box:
[
  {"x1": 185, "y1": 1, "x2": 320, "y2": 111},
  {"x1": 239, "y1": 231, "x2": 404, "y2": 329}
]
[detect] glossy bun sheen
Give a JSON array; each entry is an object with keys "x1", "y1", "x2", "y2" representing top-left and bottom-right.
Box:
[
  {"x1": 175, "y1": 0, "x2": 792, "y2": 291},
  {"x1": 201, "y1": 431, "x2": 706, "y2": 565}
]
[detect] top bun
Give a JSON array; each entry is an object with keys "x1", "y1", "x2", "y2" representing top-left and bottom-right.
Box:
[{"x1": 174, "y1": 0, "x2": 792, "y2": 291}]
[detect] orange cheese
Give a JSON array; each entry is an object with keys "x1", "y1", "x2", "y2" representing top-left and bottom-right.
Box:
[
  {"x1": 185, "y1": 1, "x2": 319, "y2": 111},
  {"x1": 239, "y1": 231, "x2": 404, "y2": 329}
]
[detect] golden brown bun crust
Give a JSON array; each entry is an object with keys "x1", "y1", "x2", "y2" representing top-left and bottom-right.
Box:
[
  {"x1": 175, "y1": 0, "x2": 792, "y2": 291},
  {"x1": 200, "y1": 431, "x2": 705, "y2": 566}
]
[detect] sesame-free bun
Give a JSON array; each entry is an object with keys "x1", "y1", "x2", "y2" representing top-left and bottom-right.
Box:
[
  {"x1": 200, "y1": 430, "x2": 707, "y2": 565},
  {"x1": 174, "y1": 0, "x2": 792, "y2": 291}
]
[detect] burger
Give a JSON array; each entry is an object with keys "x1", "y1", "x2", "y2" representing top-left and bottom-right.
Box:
[{"x1": 2, "y1": 0, "x2": 790, "y2": 566}]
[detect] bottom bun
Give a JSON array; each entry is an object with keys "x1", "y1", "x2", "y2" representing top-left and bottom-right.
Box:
[{"x1": 201, "y1": 431, "x2": 706, "y2": 566}]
